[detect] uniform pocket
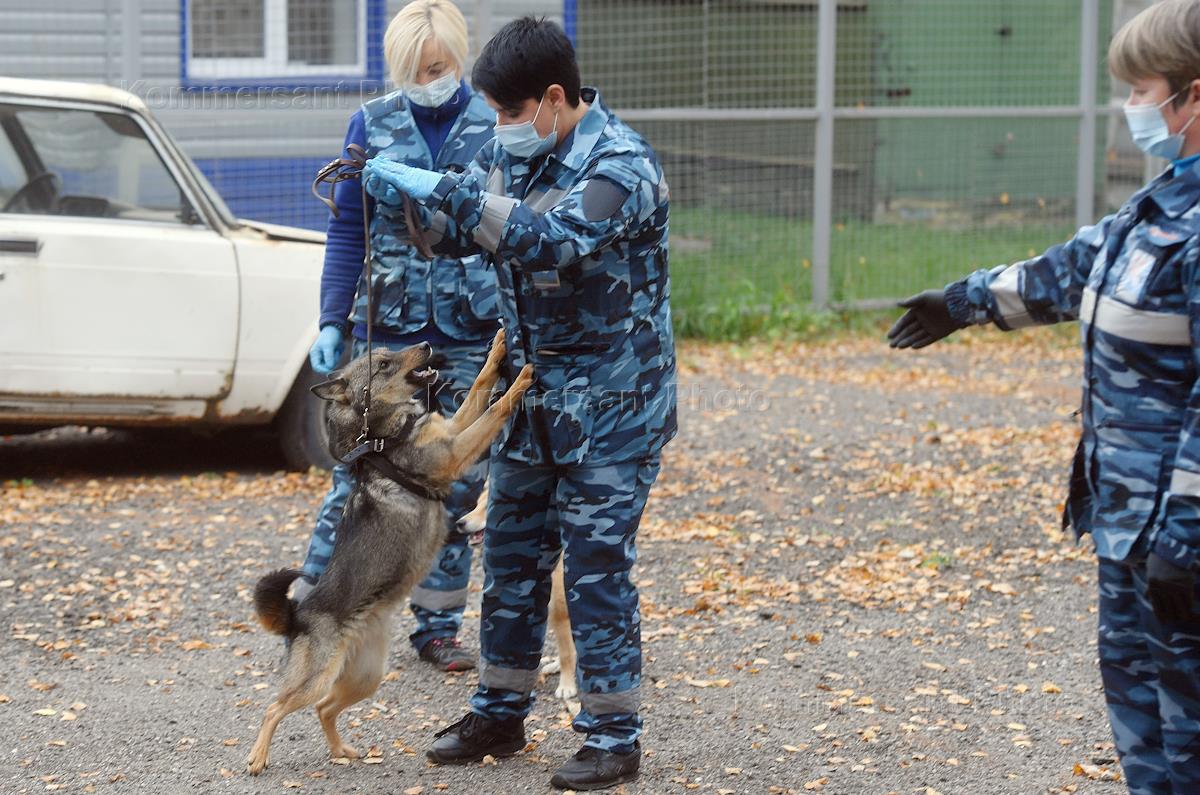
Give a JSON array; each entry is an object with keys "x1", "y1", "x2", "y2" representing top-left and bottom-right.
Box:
[
  {"x1": 459, "y1": 257, "x2": 501, "y2": 325},
  {"x1": 354, "y1": 248, "x2": 412, "y2": 327},
  {"x1": 1114, "y1": 223, "x2": 1190, "y2": 304},
  {"x1": 531, "y1": 354, "x2": 594, "y2": 466}
]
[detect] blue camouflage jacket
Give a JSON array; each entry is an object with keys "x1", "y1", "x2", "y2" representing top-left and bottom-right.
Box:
[
  {"x1": 946, "y1": 164, "x2": 1200, "y2": 570},
  {"x1": 351, "y1": 88, "x2": 500, "y2": 340},
  {"x1": 412, "y1": 87, "x2": 678, "y2": 467}
]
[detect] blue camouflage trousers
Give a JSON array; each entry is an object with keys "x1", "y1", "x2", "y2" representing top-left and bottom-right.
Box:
[
  {"x1": 469, "y1": 454, "x2": 661, "y2": 753},
  {"x1": 1098, "y1": 557, "x2": 1200, "y2": 794},
  {"x1": 300, "y1": 337, "x2": 489, "y2": 652}
]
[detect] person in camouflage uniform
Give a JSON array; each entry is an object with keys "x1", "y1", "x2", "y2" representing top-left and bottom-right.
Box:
[
  {"x1": 300, "y1": 0, "x2": 498, "y2": 672},
  {"x1": 889, "y1": 2, "x2": 1200, "y2": 791},
  {"x1": 362, "y1": 17, "x2": 676, "y2": 791}
]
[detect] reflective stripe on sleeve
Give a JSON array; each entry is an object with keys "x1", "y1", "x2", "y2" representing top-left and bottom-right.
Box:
[
  {"x1": 474, "y1": 194, "x2": 519, "y2": 253},
  {"x1": 990, "y1": 263, "x2": 1038, "y2": 329}
]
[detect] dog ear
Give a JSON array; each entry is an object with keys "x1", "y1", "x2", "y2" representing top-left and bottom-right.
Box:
[{"x1": 310, "y1": 377, "x2": 351, "y2": 404}]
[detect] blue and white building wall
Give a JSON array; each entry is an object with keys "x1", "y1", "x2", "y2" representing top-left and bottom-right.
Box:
[{"x1": 2, "y1": 0, "x2": 559, "y2": 231}]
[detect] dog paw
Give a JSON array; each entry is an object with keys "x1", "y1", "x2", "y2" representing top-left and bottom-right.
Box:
[
  {"x1": 514, "y1": 364, "x2": 534, "y2": 389},
  {"x1": 332, "y1": 744, "x2": 361, "y2": 761},
  {"x1": 540, "y1": 657, "x2": 562, "y2": 676},
  {"x1": 487, "y1": 328, "x2": 506, "y2": 364},
  {"x1": 555, "y1": 680, "x2": 579, "y2": 702},
  {"x1": 246, "y1": 751, "x2": 269, "y2": 775}
]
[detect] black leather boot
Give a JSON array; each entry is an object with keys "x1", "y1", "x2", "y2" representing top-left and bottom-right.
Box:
[
  {"x1": 426, "y1": 712, "x2": 525, "y2": 764},
  {"x1": 550, "y1": 742, "x2": 642, "y2": 790}
]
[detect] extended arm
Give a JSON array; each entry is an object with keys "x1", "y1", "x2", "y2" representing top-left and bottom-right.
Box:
[{"x1": 888, "y1": 215, "x2": 1116, "y2": 349}]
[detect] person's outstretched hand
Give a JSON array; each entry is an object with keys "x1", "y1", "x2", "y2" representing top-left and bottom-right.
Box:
[
  {"x1": 887, "y1": 289, "x2": 962, "y2": 349},
  {"x1": 1147, "y1": 552, "x2": 1195, "y2": 624},
  {"x1": 309, "y1": 325, "x2": 345, "y2": 375},
  {"x1": 363, "y1": 157, "x2": 442, "y2": 204}
]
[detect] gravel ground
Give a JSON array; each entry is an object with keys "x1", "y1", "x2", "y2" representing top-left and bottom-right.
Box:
[{"x1": 1, "y1": 332, "x2": 1127, "y2": 795}]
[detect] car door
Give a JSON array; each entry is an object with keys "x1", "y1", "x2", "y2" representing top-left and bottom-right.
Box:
[{"x1": 0, "y1": 99, "x2": 238, "y2": 403}]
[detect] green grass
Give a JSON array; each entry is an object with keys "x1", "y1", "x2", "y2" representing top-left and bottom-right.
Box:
[{"x1": 668, "y1": 206, "x2": 1076, "y2": 340}]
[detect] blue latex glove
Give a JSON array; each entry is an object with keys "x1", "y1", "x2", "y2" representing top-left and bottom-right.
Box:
[
  {"x1": 309, "y1": 325, "x2": 345, "y2": 375},
  {"x1": 363, "y1": 157, "x2": 443, "y2": 204}
]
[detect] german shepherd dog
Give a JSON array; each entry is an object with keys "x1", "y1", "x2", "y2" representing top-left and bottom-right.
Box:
[{"x1": 246, "y1": 330, "x2": 532, "y2": 775}]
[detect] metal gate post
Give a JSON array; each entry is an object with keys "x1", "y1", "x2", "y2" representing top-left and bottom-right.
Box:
[
  {"x1": 811, "y1": 0, "x2": 837, "y2": 308},
  {"x1": 1076, "y1": 0, "x2": 1100, "y2": 229}
]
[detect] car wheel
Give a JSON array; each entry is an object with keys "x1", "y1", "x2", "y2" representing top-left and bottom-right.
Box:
[{"x1": 276, "y1": 362, "x2": 336, "y2": 471}]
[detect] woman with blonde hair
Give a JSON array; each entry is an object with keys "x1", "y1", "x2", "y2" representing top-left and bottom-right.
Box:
[{"x1": 298, "y1": 0, "x2": 499, "y2": 672}]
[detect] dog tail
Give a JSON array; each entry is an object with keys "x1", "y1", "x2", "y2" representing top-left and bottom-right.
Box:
[{"x1": 254, "y1": 568, "x2": 304, "y2": 636}]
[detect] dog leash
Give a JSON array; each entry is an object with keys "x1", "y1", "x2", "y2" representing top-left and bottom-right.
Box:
[
  {"x1": 311, "y1": 143, "x2": 437, "y2": 444},
  {"x1": 311, "y1": 144, "x2": 444, "y2": 502}
]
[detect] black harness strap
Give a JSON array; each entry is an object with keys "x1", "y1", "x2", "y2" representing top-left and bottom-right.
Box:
[
  {"x1": 336, "y1": 413, "x2": 444, "y2": 502},
  {"x1": 358, "y1": 453, "x2": 446, "y2": 502}
]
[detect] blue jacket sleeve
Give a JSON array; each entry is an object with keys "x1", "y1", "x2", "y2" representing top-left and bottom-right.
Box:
[
  {"x1": 319, "y1": 110, "x2": 372, "y2": 330},
  {"x1": 418, "y1": 141, "x2": 495, "y2": 260},
  {"x1": 943, "y1": 213, "x2": 1117, "y2": 330},
  {"x1": 423, "y1": 142, "x2": 661, "y2": 273}
]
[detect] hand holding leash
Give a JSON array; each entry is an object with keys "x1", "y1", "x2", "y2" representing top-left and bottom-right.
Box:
[{"x1": 363, "y1": 157, "x2": 443, "y2": 203}]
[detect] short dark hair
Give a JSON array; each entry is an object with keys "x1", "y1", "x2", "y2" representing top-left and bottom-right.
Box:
[{"x1": 471, "y1": 17, "x2": 581, "y2": 112}]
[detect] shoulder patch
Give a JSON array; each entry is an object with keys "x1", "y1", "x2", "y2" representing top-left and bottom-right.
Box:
[{"x1": 581, "y1": 176, "x2": 631, "y2": 222}]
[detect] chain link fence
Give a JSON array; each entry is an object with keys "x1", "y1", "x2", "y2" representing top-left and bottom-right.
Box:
[
  {"x1": 1, "y1": 0, "x2": 1162, "y2": 326},
  {"x1": 575, "y1": 0, "x2": 1155, "y2": 318}
]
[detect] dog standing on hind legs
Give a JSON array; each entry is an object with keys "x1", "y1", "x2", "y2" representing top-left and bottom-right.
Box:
[{"x1": 246, "y1": 331, "x2": 532, "y2": 775}]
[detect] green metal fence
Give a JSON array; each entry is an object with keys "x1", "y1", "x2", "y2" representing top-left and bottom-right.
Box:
[{"x1": 575, "y1": 0, "x2": 1151, "y2": 323}]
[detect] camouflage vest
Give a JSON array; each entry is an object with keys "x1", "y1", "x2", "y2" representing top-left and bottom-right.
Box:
[{"x1": 354, "y1": 88, "x2": 499, "y2": 340}]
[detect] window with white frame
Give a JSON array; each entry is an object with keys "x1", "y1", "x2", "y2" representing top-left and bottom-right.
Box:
[{"x1": 188, "y1": 0, "x2": 365, "y2": 79}]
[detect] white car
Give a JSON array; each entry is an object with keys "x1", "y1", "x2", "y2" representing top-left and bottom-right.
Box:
[{"x1": 0, "y1": 77, "x2": 334, "y2": 469}]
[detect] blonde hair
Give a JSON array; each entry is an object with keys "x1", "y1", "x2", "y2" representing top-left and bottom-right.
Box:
[
  {"x1": 1109, "y1": 0, "x2": 1200, "y2": 98},
  {"x1": 384, "y1": 0, "x2": 469, "y2": 87}
]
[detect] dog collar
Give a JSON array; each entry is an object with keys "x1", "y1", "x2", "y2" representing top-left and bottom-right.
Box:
[{"x1": 339, "y1": 411, "x2": 424, "y2": 465}]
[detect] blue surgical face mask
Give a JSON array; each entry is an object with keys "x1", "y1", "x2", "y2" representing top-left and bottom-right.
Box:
[
  {"x1": 1124, "y1": 87, "x2": 1198, "y2": 160},
  {"x1": 494, "y1": 95, "x2": 559, "y2": 160},
  {"x1": 406, "y1": 72, "x2": 459, "y2": 108}
]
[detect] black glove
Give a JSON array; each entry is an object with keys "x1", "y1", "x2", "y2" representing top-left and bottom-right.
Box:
[
  {"x1": 1147, "y1": 552, "x2": 1195, "y2": 624},
  {"x1": 887, "y1": 289, "x2": 963, "y2": 349}
]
